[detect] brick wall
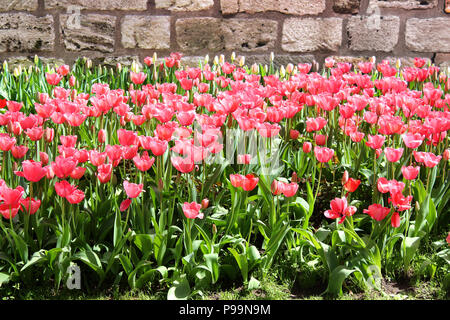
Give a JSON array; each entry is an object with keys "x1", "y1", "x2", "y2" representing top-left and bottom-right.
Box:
[{"x1": 0, "y1": 0, "x2": 449, "y2": 69}]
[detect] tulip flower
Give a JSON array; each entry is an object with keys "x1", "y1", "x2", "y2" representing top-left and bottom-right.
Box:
[
  {"x1": 97, "y1": 164, "x2": 113, "y2": 184},
  {"x1": 366, "y1": 135, "x2": 385, "y2": 150},
  {"x1": 344, "y1": 178, "x2": 361, "y2": 193},
  {"x1": 384, "y1": 147, "x2": 404, "y2": 163},
  {"x1": 401, "y1": 166, "x2": 420, "y2": 180},
  {"x1": 182, "y1": 201, "x2": 203, "y2": 219},
  {"x1": 51, "y1": 156, "x2": 78, "y2": 179},
  {"x1": 133, "y1": 151, "x2": 155, "y2": 172},
  {"x1": 314, "y1": 146, "x2": 334, "y2": 163},
  {"x1": 20, "y1": 198, "x2": 41, "y2": 215},
  {"x1": 363, "y1": 204, "x2": 390, "y2": 221},
  {"x1": 14, "y1": 160, "x2": 46, "y2": 182},
  {"x1": 123, "y1": 180, "x2": 144, "y2": 198}
]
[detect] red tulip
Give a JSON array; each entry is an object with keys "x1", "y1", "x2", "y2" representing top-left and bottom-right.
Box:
[
  {"x1": 171, "y1": 156, "x2": 194, "y2": 173},
  {"x1": 344, "y1": 178, "x2": 361, "y2": 193},
  {"x1": 149, "y1": 138, "x2": 168, "y2": 156},
  {"x1": 314, "y1": 146, "x2": 334, "y2": 163},
  {"x1": 302, "y1": 142, "x2": 312, "y2": 153},
  {"x1": 401, "y1": 133, "x2": 424, "y2": 149},
  {"x1": 271, "y1": 180, "x2": 285, "y2": 196},
  {"x1": 98, "y1": 129, "x2": 106, "y2": 144},
  {"x1": 46, "y1": 73, "x2": 62, "y2": 86},
  {"x1": 283, "y1": 182, "x2": 298, "y2": 197},
  {"x1": 201, "y1": 198, "x2": 209, "y2": 209},
  {"x1": 66, "y1": 189, "x2": 85, "y2": 204},
  {"x1": 120, "y1": 198, "x2": 132, "y2": 212},
  {"x1": 57, "y1": 65, "x2": 70, "y2": 76},
  {"x1": 123, "y1": 180, "x2": 143, "y2": 198},
  {"x1": 97, "y1": 164, "x2": 113, "y2": 184},
  {"x1": 133, "y1": 151, "x2": 155, "y2": 172},
  {"x1": 70, "y1": 167, "x2": 86, "y2": 180},
  {"x1": 14, "y1": 160, "x2": 46, "y2": 182},
  {"x1": 314, "y1": 134, "x2": 327, "y2": 146},
  {"x1": 117, "y1": 129, "x2": 138, "y2": 146},
  {"x1": 51, "y1": 156, "x2": 78, "y2": 179},
  {"x1": 11, "y1": 145, "x2": 28, "y2": 159},
  {"x1": 366, "y1": 134, "x2": 385, "y2": 150},
  {"x1": 89, "y1": 150, "x2": 107, "y2": 167},
  {"x1": 384, "y1": 147, "x2": 404, "y2": 163},
  {"x1": 242, "y1": 174, "x2": 259, "y2": 191},
  {"x1": 20, "y1": 198, "x2": 41, "y2": 215},
  {"x1": 401, "y1": 166, "x2": 420, "y2": 180},
  {"x1": 182, "y1": 201, "x2": 203, "y2": 219},
  {"x1": 130, "y1": 72, "x2": 147, "y2": 85},
  {"x1": 237, "y1": 154, "x2": 252, "y2": 165},
  {"x1": 363, "y1": 204, "x2": 390, "y2": 221},
  {"x1": 289, "y1": 129, "x2": 300, "y2": 140},
  {"x1": 0, "y1": 134, "x2": 16, "y2": 151}
]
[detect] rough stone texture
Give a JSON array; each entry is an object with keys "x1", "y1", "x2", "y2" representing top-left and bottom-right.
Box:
[
  {"x1": 282, "y1": 18, "x2": 343, "y2": 52},
  {"x1": 220, "y1": 0, "x2": 326, "y2": 16},
  {"x1": 45, "y1": 0, "x2": 148, "y2": 10},
  {"x1": 333, "y1": 0, "x2": 360, "y2": 14},
  {"x1": 180, "y1": 56, "x2": 206, "y2": 67},
  {"x1": 0, "y1": 0, "x2": 38, "y2": 11},
  {"x1": 347, "y1": 16, "x2": 400, "y2": 52},
  {"x1": 121, "y1": 16, "x2": 170, "y2": 50},
  {"x1": 368, "y1": 0, "x2": 438, "y2": 10},
  {"x1": 242, "y1": 54, "x2": 316, "y2": 68},
  {"x1": 155, "y1": 0, "x2": 214, "y2": 11},
  {"x1": 60, "y1": 14, "x2": 116, "y2": 53},
  {"x1": 93, "y1": 56, "x2": 142, "y2": 69},
  {"x1": 435, "y1": 53, "x2": 450, "y2": 70},
  {"x1": 0, "y1": 14, "x2": 54, "y2": 53},
  {"x1": 405, "y1": 18, "x2": 450, "y2": 52},
  {"x1": 176, "y1": 18, "x2": 278, "y2": 52},
  {"x1": 326, "y1": 56, "x2": 371, "y2": 66}
]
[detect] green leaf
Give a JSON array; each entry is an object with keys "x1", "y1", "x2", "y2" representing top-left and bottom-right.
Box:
[
  {"x1": 134, "y1": 234, "x2": 153, "y2": 260},
  {"x1": 402, "y1": 236, "x2": 421, "y2": 270},
  {"x1": 73, "y1": 249, "x2": 104, "y2": 278},
  {"x1": 204, "y1": 253, "x2": 219, "y2": 284},
  {"x1": 167, "y1": 274, "x2": 191, "y2": 300},
  {"x1": 248, "y1": 277, "x2": 260, "y2": 290},
  {"x1": 113, "y1": 210, "x2": 122, "y2": 247},
  {"x1": 0, "y1": 272, "x2": 10, "y2": 286},
  {"x1": 9, "y1": 229, "x2": 28, "y2": 263},
  {"x1": 326, "y1": 266, "x2": 356, "y2": 296}
]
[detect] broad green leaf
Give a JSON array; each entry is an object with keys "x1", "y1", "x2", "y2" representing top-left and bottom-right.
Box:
[
  {"x1": 326, "y1": 266, "x2": 356, "y2": 296},
  {"x1": 167, "y1": 274, "x2": 191, "y2": 300}
]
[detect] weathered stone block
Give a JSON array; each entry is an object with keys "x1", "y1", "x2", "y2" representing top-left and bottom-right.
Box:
[
  {"x1": 60, "y1": 14, "x2": 116, "y2": 53},
  {"x1": 405, "y1": 18, "x2": 450, "y2": 52},
  {"x1": 368, "y1": 0, "x2": 437, "y2": 10},
  {"x1": 0, "y1": 0, "x2": 38, "y2": 11},
  {"x1": 333, "y1": 0, "x2": 360, "y2": 14},
  {"x1": 176, "y1": 18, "x2": 277, "y2": 52},
  {"x1": 155, "y1": 0, "x2": 214, "y2": 11},
  {"x1": 121, "y1": 16, "x2": 170, "y2": 50},
  {"x1": 220, "y1": 0, "x2": 326, "y2": 15},
  {"x1": 347, "y1": 16, "x2": 400, "y2": 52},
  {"x1": 45, "y1": 0, "x2": 147, "y2": 10},
  {"x1": 0, "y1": 14, "x2": 54, "y2": 52},
  {"x1": 282, "y1": 18, "x2": 343, "y2": 52}
]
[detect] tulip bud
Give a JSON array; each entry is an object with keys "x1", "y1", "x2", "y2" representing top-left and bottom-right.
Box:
[
  {"x1": 158, "y1": 178, "x2": 164, "y2": 191},
  {"x1": 44, "y1": 128, "x2": 54, "y2": 143},
  {"x1": 213, "y1": 56, "x2": 219, "y2": 66},
  {"x1": 201, "y1": 198, "x2": 209, "y2": 209},
  {"x1": 86, "y1": 58, "x2": 92, "y2": 69},
  {"x1": 444, "y1": 149, "x2": 450, "y2": 161},
  {"x1": 219, "y1": 54, "x2": 225, "y2": 65},
  {"x1": 153, "y1": 52, "x2": 158, "y2": 63},
  {"x1": 270, "y1": 52, "x2": 274, "y2": 62},
  {"x1": 40, "y1": 151, "x2": 49, "y2": 166},
  {"x1": 415, "y1": 201, "x2": 420, "y2": 212},
  {"x1": 204, "y1": 54, "x2": 209, "y2": 65},
  {"x1": 239, "y1": 56, "x2": 245, "y2": 67},
  {"x1": 34, "y1": 54, "x2": 39, "y2": 65},
  {"x1": 342, "y1": 170, "x2": 349, "y2": 186},
  {"x1": 212, "y1": 224, "x2": 217, "y2": 235},
  {"x1": 375, "y1": 148, "x2": 382, "y2": 159},
  {"x1": 231, "y1": 52, "x2": 236, "y2": 63},
  {"x1": 251, "y1": 63, "x2": 258, "y2": 74},
  {"x1": 286, "y1": 63, "x2": 294, "y2": 74},
  {"x1": 292, "y1": 171, "x2": 298, "y2": 183},
  {"x1": 98, "y1": 129, "x2": 106, "y2": 144},
  {"x1": 396, "y1": 59, "x2": 401, "y2": 69},
  {"x1": 3, "y1": 60, "x2": 8, "y2": 72},
  {"x1": 303, "y1": 142, "x2": 312, "y2": 153},
  {"x1": 280, "y1": 65, "x2": 286, "y2": 78},
  {"x1": 69, "y1": 75, "x2": 76, "y2": 87},
  {"x1": 13, "y1": 67, "x2": 20, "y2": 77},
  {"x1": 289, "y1": 129, "x2": 299, "y2": 140}
]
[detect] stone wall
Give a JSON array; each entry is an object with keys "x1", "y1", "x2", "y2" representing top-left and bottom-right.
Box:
[{"x1": 0, "y1": 0, "x2": 449, "y2": 69}]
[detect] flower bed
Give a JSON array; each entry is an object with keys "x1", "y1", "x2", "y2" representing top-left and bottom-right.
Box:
[{"x1": 0, "y1": 54, "x2": 449, "y2": 298}]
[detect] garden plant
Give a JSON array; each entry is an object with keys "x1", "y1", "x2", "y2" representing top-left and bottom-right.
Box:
[{"x1": 0, "y1": 53, "x2": 449, "y2": 299}]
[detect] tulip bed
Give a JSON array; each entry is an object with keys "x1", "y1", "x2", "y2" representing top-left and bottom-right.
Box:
[{"x1": 0, "y1": 54, "x2": 449, "y2": 299}]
